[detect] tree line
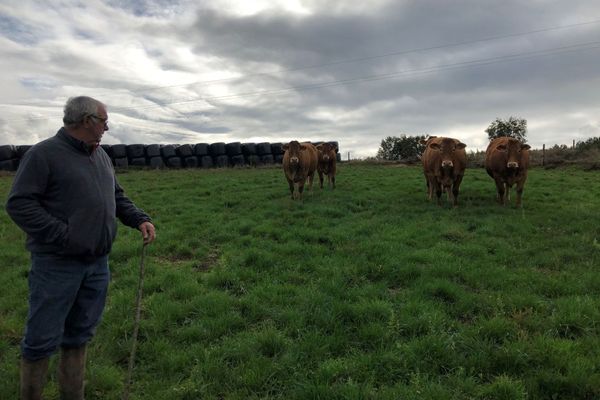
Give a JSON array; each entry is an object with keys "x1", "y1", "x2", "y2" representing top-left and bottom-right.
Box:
[{"x1": 377, "y1": 116, "x2": 532, "y2": 161}]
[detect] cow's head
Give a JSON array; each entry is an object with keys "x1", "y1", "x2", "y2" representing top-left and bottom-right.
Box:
[
  {"x1": 283, "y1": 140, "x2": 305, "y2": 165},
  {"x1": 429, "y1": 138, "x2": 466, "y2": 168},
  {"x1": 420, "y1": 135, "x2": 437, "y2": 146},
  {"x1": 316, "y1": 142, "x2": 337, "y2": 161},
  {"x1": 495, "y1": 139, "x2": 530, "y2": 168}
]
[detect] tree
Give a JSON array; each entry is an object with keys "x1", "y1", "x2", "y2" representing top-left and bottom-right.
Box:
[
  {"x1": 485, "y1": 117, "x2": 527, "y2": 142},
  {"x1": 377, "y1": 134, "x2": 427, "y2": 161}
]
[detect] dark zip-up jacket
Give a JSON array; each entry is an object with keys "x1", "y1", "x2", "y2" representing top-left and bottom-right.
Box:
[{"x1": 6, "y1": 128, "x2": 151, "y2": 259}]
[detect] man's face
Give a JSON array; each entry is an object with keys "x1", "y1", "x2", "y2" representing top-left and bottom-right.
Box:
[{"x1": 85, "y1": 106, "x2": 109, "y2": 144}]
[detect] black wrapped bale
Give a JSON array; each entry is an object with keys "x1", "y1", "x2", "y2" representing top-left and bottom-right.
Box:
[
  {"x1": 166, "y1": 157, "x2": 182, "y2": 168},
  {"x1": 246, "y1": 154, "x2": 260, "y2": 166},
  {"x1": 183, "y1": 156, "x2": 198, "y2": 168},
  {"x1": 0, "y1": 159, "x2": 18, "y2": 171},
  {"x1": 176, "y1": 144, "x2": 194, "y2": 157},
  {"x1": 337, "y1": 153, "x2": 342, "y2": 162},
  {"x1": 256, "y1": 142, "x2": 272, "y2": 155},
  {"x1": 230, "y1": 154, "x2": 245, "y2": 167},
  {"x1": 111, "y1": 144, "x2": 127, "y2": 159},
  {"x1": 199, "y1": 155, "x2": 213, "y2": 168},
  {"x1": 161, "y1": 145, "x2": 177, "y2": 158},
  {"x1": 126, "y1": 144, "x2": 145, "y2": 159},
  {"x1": 149, "y1": 157, "x2": 164, "y2": 169},
  {"x1": 114, "y1": 157, "x2": 128, "y2": 168},
  {"x1": 260, "y1": 154, "x2": 274, "y2": 164},
  {"x1": 130, "y1": 157, "x2": 146, "y2": 167},
  {"x1": 16, "y1": 145, "x2": 32, "y2": 158},
  {"x1": 242, "y1": 143, "x2": 257, "y2": 155},
  {"x1": 145, "y1": 144, "x2": 161, "y2": 158},
  {"x1": 226, "y1": 142, "x2": 242, "y2": 156},
  {"x1": 209, "y1": 142, "x2": 226, "y2": 156},
  {"x1": 274, "y1": 154, "x2": 284, "y2": 164},
  {"x1": 271, "y1": 142, "x2": 284, "y2": 155},
  {"x1": 0, "y1": 145, "x2": 16, "y2": 161},
  {"x1": 194, "y1": 143, "x2": 210, "y2": 156},
  {"x1": 214, "y1": 154, "x2": 229, "y2": 168}
]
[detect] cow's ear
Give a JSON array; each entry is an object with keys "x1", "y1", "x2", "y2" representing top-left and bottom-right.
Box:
[
  {"x1": 521, "y1": 144, "x2": 531, "y2": 151},
  {"x1": 496, "y1": 144, "x2": 507, "y2": 152},
  {"x1": 430, "y1": 143, "x2": 441, "y2": 150},
  {"x1": 334, "y1": 144, "x2": 339, "y2": 152},
  {"x1": 316, "y1": 144, "x2": 323, "y2": 150},
  {"x1": 456, "y1": 142, "x2": 466, "y2": 150},
  {"x1": 282, "y1": 144, "x2": 289, "y2": 151}
]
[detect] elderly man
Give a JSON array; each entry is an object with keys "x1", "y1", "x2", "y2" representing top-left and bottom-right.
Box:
[{"x1": 6, "y1": 96, "x2": 156, "y2": 399}]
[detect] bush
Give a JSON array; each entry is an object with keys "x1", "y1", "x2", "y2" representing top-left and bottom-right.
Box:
[{"x1": 376, "y1": 135, "x2": 427, "y2": 162}]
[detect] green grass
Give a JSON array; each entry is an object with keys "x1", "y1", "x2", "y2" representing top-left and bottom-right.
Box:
[{"x1": 1, "y1": 164, "x2": 599, "y2": 399}]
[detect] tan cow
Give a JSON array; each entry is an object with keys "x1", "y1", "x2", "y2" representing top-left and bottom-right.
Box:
[
  {"x1": 485, "y1": 137, "x2": 531, "y2": 207},
  {"x1": 282, "y1": 141, "x2": 318, "y2": 200},
  {"x1": 420, "y1": 136, "x2": 467, "y2": 207},
  {"x1": 316, "y1": 142, "x2": 338, "y2": 189}
]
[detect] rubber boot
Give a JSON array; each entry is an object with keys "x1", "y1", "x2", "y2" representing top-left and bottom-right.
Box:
[
  {"x1": 20, "y1": 357, "x2": 49, "y2": 400},
  {"x1": 58, "y1": 345, "x2": 87, "y2": 400}
]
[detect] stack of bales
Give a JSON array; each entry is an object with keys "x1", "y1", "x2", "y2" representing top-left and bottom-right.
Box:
[{"x1": 0, "y1": 141, "x2": 340, "y2": 171}]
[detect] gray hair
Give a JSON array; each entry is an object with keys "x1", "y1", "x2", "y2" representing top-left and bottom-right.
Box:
[{"x1": 63, "y1": 96, "x2": 105, "y2": 126}]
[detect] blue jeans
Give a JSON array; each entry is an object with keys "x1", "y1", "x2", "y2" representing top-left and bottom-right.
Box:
[{"x1": 22, "y1": 253, "x2": 110, "y2": 361}]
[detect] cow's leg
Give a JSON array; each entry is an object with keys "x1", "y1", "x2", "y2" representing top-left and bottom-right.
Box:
[
  {"x1": 494, "y1": 178, "x2": 505, "y2": 205},
  {"x1": 298, "y1": 181, "x2": 305, "y2": 201},
  {"x1": 434, "y1": 180, "x2": 443, "y2": 205},
  {"x1": 318, "y1": 170, "x2": 324, "y2": 189},
  {"x1": 515, "y1": 179, "x2": 526, "y2": 208},
  {"x1": 426, "y1": 176, "x2": 433, "y2": 200},
  {"x1": 452, "y1": 175, "x2": 463, "y2": 207},
  {"x1": 288, "y1": 180, "x2": 295, "y2": 199},
  {"x1": 308, "y1": 171, "x2": 315, "y2": 192},
  {"x1": 331, "y1": 174, "x2": 336, "y2": 189}
]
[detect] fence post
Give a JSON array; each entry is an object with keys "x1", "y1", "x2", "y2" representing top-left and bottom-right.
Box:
[
  {"x1": 542, "y1": 144, "x2": 545, "y2": 167},
  {"x1": 572, "y1": 139, "x2": 575, "y2": 149},
  {"x1": 347, "y1": 152, "x2": 350, "y2": 161}
]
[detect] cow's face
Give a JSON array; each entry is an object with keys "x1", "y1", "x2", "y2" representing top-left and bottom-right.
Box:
[
  {"x1": 495, "y1": 139, "x2": 530, "y2": 168},
  {"x1": 429, "y1": 138, "x2": 466, "y2": 168},
  {"x1": 284, "y1": 141, "x2": 304, "y2": 165},
  {"x1": 316, "y1": 143, "x2": 337, "y2": 161}
]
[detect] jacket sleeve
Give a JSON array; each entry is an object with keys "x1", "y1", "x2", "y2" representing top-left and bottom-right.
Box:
[
  {"x1": 115, "y1": 178, "x2": 152, "y2": 229},
  {"x1": 5, "y1": 150, "x2": 68, "y2": 246}
]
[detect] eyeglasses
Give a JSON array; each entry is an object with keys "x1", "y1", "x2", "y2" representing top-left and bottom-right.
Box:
[{"x1": 89, "y1": 114, "x2": 109, "y2": 129}]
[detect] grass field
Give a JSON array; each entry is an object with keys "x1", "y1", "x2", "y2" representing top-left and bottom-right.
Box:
[{"x1": 1, "y1": 164, "x2": 599, "y2": 399}]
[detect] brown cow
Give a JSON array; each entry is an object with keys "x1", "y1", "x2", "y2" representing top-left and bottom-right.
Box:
[
  {"x1": 282, "y1": 141, "x2": 318, "y2": 200},
  {"x1": 420, "y1": 136, "x2": 467, "y2": 207},
  {"x1": 316, "y1": 142, "x2": 338, "y2": 189},
  {"x1": 485, "y1": 137, "x2": 531, "y2": 207}
]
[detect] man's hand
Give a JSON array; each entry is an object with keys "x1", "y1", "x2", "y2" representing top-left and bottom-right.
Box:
[{"x1": 139, "y1": 221, "x2": 156, "y2": 245}]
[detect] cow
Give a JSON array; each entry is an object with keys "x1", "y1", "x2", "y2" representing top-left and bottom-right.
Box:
[
  {"x1": 315, "y1": 142, "x2": 338, "y2": 189},
  {"x1": 420, "y1": 136, "x2": 467, "y2": 207},
  {"x1": 282, "y1": 141, "x2": 318, "y2": 200},
  {"x1": 485, "y1": 137, "x2": 531, "y2": 207}
]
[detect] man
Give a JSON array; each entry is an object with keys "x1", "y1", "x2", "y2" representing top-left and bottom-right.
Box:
[{"x1": 6, "y1": 96, "x2": 156, "y2": 399}]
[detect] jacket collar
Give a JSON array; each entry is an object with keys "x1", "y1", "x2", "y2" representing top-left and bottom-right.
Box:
[{"x1": 57, "y1": 127, "x2": 97, "y2": 154}]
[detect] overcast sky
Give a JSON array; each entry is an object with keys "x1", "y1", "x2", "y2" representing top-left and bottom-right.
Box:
[{"x1": 1, "y1": 0, "x2": 599, "y2": 158}]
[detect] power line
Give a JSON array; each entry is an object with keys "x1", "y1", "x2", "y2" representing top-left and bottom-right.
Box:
[
  {"x1": 110, "y1": 40, "x2": 600, "y2": 110},
  {"x1": 4, "y1": 38, "x2": 600, "y2": 123}
]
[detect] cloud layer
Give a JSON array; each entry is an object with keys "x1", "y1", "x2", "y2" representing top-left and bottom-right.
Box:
[{"x1": 1, "y1": 0, "x2": 600, "y2": 157}]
